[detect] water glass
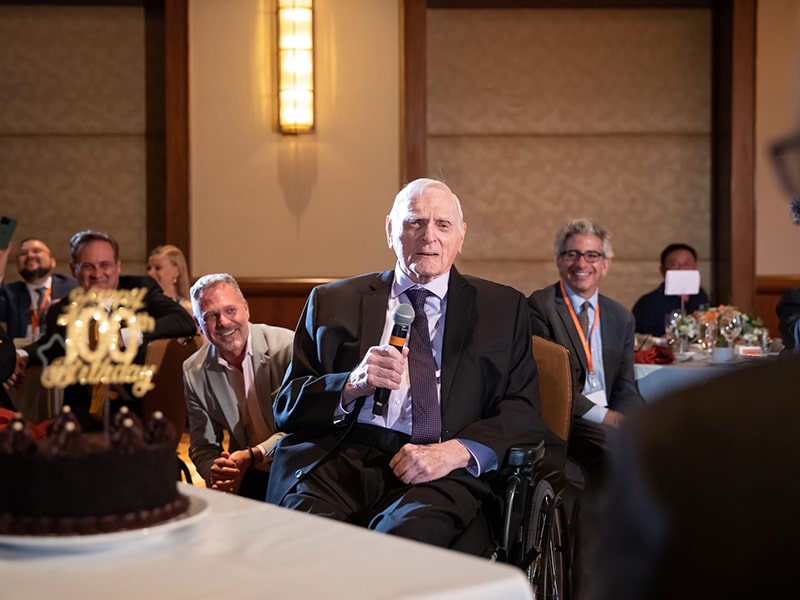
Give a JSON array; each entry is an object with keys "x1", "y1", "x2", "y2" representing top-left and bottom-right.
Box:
[{"x1": 699, "y1": 321, "x2": 718, "y2": 355}]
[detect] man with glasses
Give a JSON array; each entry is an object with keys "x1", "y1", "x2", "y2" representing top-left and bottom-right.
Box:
[
  {"x1": 528, "y1": 218, "x2": 643, "y2": 485},
  {"x1": 18, "y1": 229, "x2": 197, "y2": 429},
  {"x1": 183, "y1": 273, "x2": 294, "y2": 500}
]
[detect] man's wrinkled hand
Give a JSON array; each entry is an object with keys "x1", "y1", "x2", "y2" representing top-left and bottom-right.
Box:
[
  {"x1": 389, "y1": 440, "x2": 470, "y2": 484},
  {"x1": 342, "y1": 344, "x2": 408, "y2": 408}
]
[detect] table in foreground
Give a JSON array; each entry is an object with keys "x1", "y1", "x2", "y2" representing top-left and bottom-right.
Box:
[{"x1": 1, "y1": 483, "x2": 534, "y2": 600}]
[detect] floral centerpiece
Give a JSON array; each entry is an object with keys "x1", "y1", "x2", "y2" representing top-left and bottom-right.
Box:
[{"x1": 695, "y1": 305, "x2": 766, "y2": 348}]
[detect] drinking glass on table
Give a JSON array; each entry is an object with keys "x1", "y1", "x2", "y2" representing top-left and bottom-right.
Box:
[
  {"x1": 719, "y1": 313, "x2": 743, "y2": 348},
  {"x1": 664, "y1": 310, "x2": 682, "y2": 344},
  {"x1": 699, "y1": 321, "x2": 718, "y2": 355}
]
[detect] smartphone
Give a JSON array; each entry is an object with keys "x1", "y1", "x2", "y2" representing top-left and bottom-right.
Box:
[{"x1": 0, "y1": 216, "x2": 17, "y2": 250}]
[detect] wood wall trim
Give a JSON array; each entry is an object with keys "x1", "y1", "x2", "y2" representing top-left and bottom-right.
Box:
[
  {"x1": 164, "y1": 0, "x2": 190, "y2": 267},
  {"x1": 237, "y1": 278, "x2": 336, "y2": 296},
  {"x1": 402, "y1": 0, "x2": 428, "y2": 183},
  {"x1": 757, "y1": 275, "x2": 800, "y2": 294},
  {"x1": 728, "y1": 0, "x2": 756, "y2": 312}
]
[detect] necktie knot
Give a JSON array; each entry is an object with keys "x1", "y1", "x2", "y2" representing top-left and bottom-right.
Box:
[
  {"x1": 35, "y1": 286, "x2": 47, "y2": 304},
  {"x1": 405, "y1": 287, "x2": 429, "y2": 314}
]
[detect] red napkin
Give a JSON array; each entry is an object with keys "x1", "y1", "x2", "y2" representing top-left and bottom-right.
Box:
[
  {"x1": 634, "y1": 346, "x2": 674, "y2": 364},
  {"x1": 0, "y1": 407, "x2": 50, "y2": 438}
]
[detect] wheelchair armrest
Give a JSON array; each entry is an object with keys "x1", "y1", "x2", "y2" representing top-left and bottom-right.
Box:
[{"x1": 505, "y1": 440, "x2": 546, "y2": 468}]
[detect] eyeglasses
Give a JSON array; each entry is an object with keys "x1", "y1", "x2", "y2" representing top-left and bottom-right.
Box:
[{"x1": 559, "y1": 249, "x2": 605, "y2": 263}]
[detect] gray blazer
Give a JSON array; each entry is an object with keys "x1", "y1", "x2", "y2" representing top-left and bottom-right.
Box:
[{"x1": 183, "y1": 323, "x2": 294, "y2": 482}]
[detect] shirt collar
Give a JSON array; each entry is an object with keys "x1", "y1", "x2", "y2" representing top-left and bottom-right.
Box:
[
  {"x1": 215, "y1": 324, "x2": 253, "y2": 371},
  {"x1": 561, "y1": 280, "x2": 599, "y2": 312},
  {"x1": 25, "y1": 276, "x2": 53, "y2": 296},
  {"x1": 392, "y1": 264, "x2": 449, "y2": 301}
]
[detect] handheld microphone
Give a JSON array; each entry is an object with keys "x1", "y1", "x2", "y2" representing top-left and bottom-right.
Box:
[{"x1": 372, "y1": 303, "x2": 415, "y2": 416}]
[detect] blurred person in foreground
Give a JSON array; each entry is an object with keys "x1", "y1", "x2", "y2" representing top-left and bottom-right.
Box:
[
  {"x1": 183, "y1": 273, "x2": 293, "y2": 500},
  {"x1": 267, "y1": 178, "x2": 544, "y2": 549},
  {"x1": 590, "y1": 128, "x2": 800, "y2": 600}
]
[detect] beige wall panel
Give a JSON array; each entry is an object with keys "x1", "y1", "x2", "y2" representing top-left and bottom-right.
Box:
[
  {"x1": 755, "y1": 0, "x2": 800, "y2": 275},
  {"x1": 427, "y1": 9, "x2": 710, "y2": 135},
  {"x1": 429, "y1": 135, "x2": 710, "y2": 259},
  {"x1": 0, "y1": 136, "x2": 147, "y2": 278},
  {"x1": 189, "y1": 0, "x2": 400, "y2": 279},
  {"x1": 0, "y1": 6, "x2": 145, "y2": 134}
]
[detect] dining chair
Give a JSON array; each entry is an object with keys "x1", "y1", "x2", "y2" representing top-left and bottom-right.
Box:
[{"x1": 142, "y1": 336, "x2": 206, "y2": 483}]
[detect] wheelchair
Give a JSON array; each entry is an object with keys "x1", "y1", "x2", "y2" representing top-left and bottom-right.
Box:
[
  {"x1": 452, "y1": 335, "x2": 587, "y2": 599},
  {"x1": 452, "y1": 440, "x2": 579, "y2": 600}
]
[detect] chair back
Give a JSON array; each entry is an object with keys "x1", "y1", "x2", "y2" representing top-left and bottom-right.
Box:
[
  {"x1": 532, "y1": 335, "x2": 573, "y2": 443},
  {"x1": 142, "y1": 336, "x2": 205, "y2": 442}
]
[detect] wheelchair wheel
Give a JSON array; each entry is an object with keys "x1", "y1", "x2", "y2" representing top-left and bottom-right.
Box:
[{"x1": 521, "y1": 479, "x2": 567, "y2": 600}]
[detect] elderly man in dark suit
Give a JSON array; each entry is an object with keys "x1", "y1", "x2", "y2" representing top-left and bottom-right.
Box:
[
  {"x1": 19, "y1": 229, "x2": 196, "y2": 429},
  {"x1": 267, "y1": 178, "x2": 544, "y2": 549},
  {"x1": 0, "y1": 237, "x2": 77, "y2": 340},
  {"x1": 528, "y1": 218, "x2": 644, "y2": 484}
]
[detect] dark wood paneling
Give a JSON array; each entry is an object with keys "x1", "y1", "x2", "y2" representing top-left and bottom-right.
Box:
[
  {"x1": 402, "y1": 0, "x2": 428, "y2": 183},
  {"x1": 237, "y1": 278, "x2": 335, "y2": 331},
  {"x1": 756, "y1": 275, "x2": 800, "y2": 338},
  {"x1": 164, "y1": 0, "x2": 190, "y2": 269}
]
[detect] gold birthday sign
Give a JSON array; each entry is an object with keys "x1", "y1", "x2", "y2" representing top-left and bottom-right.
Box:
[{"x1": 41, "y1": 287, "x2": 159, "y2": 397}]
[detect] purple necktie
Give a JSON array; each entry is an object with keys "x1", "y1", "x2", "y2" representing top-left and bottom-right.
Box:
[{"x1": 405, "y1": 288, "x2": 441, "y2": 444}]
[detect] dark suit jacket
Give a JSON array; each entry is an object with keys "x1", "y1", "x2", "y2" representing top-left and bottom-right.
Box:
[
  {"x1": 0, "y1": 273, "x2": 77, "y2": 339},
  {"x1": 632, "y1": 282, "x2": 709, "y2": 336},
  {"x1": 24, "y1": 275, "x2": 196, "y2": 415},
  {"x1": 528, "y1": 282, "x2": 643, "y2": 418},
  {"x1": 267, "y1": 268, "x2": 545, "y2": 505},
  {"x1": 776, "y1": 286, "x2": 800, "y2": 351},
  {"x1": 0, "y1": 325, "x2": 15, "y2": 411}
]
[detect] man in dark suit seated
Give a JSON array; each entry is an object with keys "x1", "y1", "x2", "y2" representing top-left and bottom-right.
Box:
[
  {"x1": 528, "y1": 218, "x2": 644, "y2": 486},
  {"x1": 631, "y1": 243, "x2": 709, "y2": 336},
  {"x1": 267, "y1": 178, "x2": 545, "y2": 549},
  {"x1": 0, "y1": 236, "x2": 77, "y2": 340},
  {"x1": 17, "y1": 229, "x2": 197, "y2": 429},
  {"x1": 0, "y1": 325, "x2": 16, "y2": 411}
]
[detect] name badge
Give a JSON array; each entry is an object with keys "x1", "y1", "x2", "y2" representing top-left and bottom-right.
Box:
[{"x1": 585, "y1": 372, "x2": 607, "y2": 406}]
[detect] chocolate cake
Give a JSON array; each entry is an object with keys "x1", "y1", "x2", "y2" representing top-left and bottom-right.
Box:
[{"x1": 0, "y1": 408, "x2": 189, "y2": 536}]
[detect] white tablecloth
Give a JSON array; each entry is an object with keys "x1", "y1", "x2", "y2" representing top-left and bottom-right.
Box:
[
  {"x1": 635, "y1": 356, "x2": 769, "y2": 403},
  {"x1": 1, "y1": 483, "x2": 534, "y2": 600}
]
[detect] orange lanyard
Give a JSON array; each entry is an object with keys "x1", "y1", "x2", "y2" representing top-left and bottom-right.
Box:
[
  {"x1": 559, "y1": 280, "x2": 600, "y2": 375},
  {"x1": 29, "y1": 286, "x2": 52, "y2": 334}
]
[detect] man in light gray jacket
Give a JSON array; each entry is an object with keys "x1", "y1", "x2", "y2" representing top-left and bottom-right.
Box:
[{"x1": 183, "y1": 273, "x2": 293, "y2": 500}]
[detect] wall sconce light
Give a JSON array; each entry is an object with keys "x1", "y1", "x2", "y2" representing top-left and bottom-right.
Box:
[{"x1": 277, "y1": 0, "x2": 315, "y2": 134}]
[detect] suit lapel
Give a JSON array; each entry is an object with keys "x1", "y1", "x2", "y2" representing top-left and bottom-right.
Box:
[
  {"x1": 359, "y1": 271, "x2": 393, "y2": 357},
  {"x1": 251, "y1": 325, "x2": 277, "y2": 432},
  {"x1": 440, "y1": 269, "x2": 475, "y2": 410},
  {"x1": 554, "y1": 284, "x2": 588, "y2": 369}
]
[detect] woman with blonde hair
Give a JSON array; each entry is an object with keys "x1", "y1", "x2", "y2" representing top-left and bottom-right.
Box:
[{"x1": 147, "y1": 244, "x2": 192, "y2": 313}]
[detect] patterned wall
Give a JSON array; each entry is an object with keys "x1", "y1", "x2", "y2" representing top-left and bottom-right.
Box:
[
  {"x1": 427, "y1": 9, "x2": 711, "y2": 310},
  {"x1": 0, "y1": 5, "x2": 149, "y2": 280}
]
